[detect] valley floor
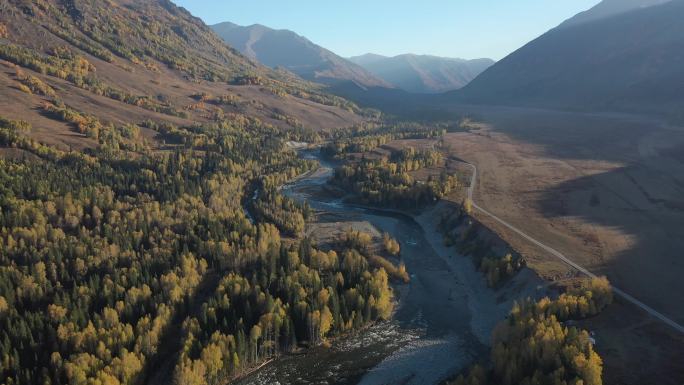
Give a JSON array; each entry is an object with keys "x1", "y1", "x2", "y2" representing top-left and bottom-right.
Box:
[{"x1": 429, "y1": 105, "x2": 684, "y2": 384}]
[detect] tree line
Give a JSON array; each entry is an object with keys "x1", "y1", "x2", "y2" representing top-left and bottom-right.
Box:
[
  {"x1": 330, "y1": 150, "x2": 459, "y2": 209},
  {"x1": 322, "y1": 122, "x2": 447, "y2": 158}
]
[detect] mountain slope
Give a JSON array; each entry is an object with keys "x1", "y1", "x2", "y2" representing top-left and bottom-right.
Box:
[
  {"x1": 456, "y1": 0, "x2": 684, "y2": 120},
  {"x1": 0, "y1": 0, "x2": 363, "y2": 151},
  {"x1": 349, "y1": 54, "x2": 494, "y2": 94},
  {"x1": 211, "y1": 22, "x2": 389, "y2": 88},
  {"x1": 560, "y1": 0, "x2": 672, "y2": 27},
  {"x1": 348, "y1": 53, "x2": 389, "y2": 67}
]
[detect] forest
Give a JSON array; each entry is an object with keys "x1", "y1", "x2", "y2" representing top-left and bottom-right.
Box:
[
  {"x1": 0, "y1": 112, "x2": 393, "y2": 385},
  {"x1": 321, "y1": 121, "x2": 447, "y2": 158},
  {"x1": 0, "y1": 98, "x2": 612, "y2": 385},
  {"x1": 330, "y1": 147, "x2": 459, "y2": 208},
  {"x1": 249, "y1": 188, "x2": 311, "y2": 237},
  {"x1": 173, "y1": 229, "x2": 395, "y2": 385}
]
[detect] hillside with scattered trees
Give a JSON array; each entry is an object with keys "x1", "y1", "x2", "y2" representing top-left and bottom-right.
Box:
[{"x1": 0, "y1": 0, "x2": 364, "y2": 153}]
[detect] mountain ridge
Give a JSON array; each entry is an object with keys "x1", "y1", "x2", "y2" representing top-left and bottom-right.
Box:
[
  {"x1": 560, "y1": 0, "x2": 672, "y2": 27},
  {"x1": 349, "y1": 53, "x2": 494, "y2": 94},
  {"x1": 454, "y1": 0, "x2": 684, "y2": 121},
  {"x1": 211, "y1": 21, "x2": 390, "y2": 88}
]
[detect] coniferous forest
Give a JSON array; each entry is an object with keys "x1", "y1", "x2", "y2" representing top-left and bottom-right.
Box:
[{"x1": 0, "y1": 113, "x2": 394, "y2": 385}]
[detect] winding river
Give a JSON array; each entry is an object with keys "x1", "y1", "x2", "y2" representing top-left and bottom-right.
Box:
[{"x1": 236, "y1": 148, "x2": 527, "y2": 385}]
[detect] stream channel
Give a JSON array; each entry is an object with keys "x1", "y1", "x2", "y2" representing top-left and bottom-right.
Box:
[{"x1": 235, "y1": 148, "x2": 510, "y2": 385}]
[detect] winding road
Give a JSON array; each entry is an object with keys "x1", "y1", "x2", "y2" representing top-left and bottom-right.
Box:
[{"x1": 463, "y1": 162, "x2": 684, "y2": 334}]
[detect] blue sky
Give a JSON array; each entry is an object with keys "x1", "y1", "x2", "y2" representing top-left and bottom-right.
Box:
[{"x1": 174, "y1": 0, "x2": 600, "y2": 60}]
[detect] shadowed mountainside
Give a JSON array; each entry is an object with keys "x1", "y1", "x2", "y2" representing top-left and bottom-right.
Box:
[
  {"x1": 560, "y1": 0, "x2": 672, "y2": 27},
  {"x1": 454, "y1": 0, "x2": 684, "y2": 121}
]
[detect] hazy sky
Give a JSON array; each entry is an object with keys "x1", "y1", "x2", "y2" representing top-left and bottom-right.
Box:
[{"x1": 174, "y1": 0, "x2": 601, "y2": 60}]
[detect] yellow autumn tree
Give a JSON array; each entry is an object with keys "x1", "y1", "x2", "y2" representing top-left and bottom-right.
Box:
[
  {"x1": 383, "y1": 233, "x2": 401, "y2": 256},
  {"x1": 200, "y1": 343, "x2": 223, "y2": 377},
  {"x1": 319, "y1": 306, "x2": 334, "y2": 338},
  {"x1": 0, "y1": 296, "x2": 8, "y2": 317},
  {"x1": 173, "y1": 359, "x2": 207, "y2": 385}
]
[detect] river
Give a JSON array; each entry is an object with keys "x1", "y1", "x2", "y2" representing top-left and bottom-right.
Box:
[{"x1": 235, "y1": 148, "x2": 530, "y2": 385}]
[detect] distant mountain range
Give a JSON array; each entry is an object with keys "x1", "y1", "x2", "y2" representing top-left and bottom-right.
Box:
[
  {"x1": 210, "y1": 0, "x2": 684, "y2": 121},
  {"x1": 212, "y1": 22, "x2": 492, "y2": 94},
  {"x1": 455, "y1": 0, "x2": 684, "y2": 120},
  {"x1": 349, "y1": 54, "x2": 494, "y2": 93},
  {"x1": 210, "y1": 22, "x2": 389, "y2": 88}
]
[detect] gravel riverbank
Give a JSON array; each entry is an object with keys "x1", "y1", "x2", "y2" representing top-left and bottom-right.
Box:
[{"x1": 238, "y1": 150, "x2": 545, "y2": 385}]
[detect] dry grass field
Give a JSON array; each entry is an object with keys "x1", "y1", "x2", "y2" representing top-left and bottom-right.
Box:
[
  {"x1": 436, "y1": 105, "x2": 684, "y2": 384},
  {"x1": 0, "y1": 54, "x2": 362, "y2": 152}
]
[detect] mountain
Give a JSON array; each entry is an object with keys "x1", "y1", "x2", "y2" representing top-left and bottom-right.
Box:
[
  {"x1": 560, "y1": 0, "x2": 672, "y2": 27},
  {"x1": 348, "y1": 53, "x2": 389, "y2": 67},
  {"x1": 349, "y1": 54, "x2": 494, "y2": 94},
  {"x1": 0, "y1": 0, "x2": 363, "y2": 151},
  {"x1": 211, "y1": 22, "x2": 389, "y2": 88},
  {"x1": 456, "y1": 0, "x2": 684, "y2": 121}
]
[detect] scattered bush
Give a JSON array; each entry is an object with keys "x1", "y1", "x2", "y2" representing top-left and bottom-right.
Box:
[
  {"x1": 17, "y1": 83, "x2": 32, "y2": 94},
  {"x1": 480, "y1": 253, "x2": 525, "y2": 287},
  {"x1": 17, "y1": 71, "x2": 56, "y2": 97},
  {"x1": 369, "y1": 255, "x2": 409, "y2": 283}
]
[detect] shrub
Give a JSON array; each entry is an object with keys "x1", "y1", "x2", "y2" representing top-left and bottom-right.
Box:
[
  {"x1": 383, "y1": 233, "x2": 401, "y2": 256},
  {"x1": 369, "y1": 255, "x2": 409, "y2": 283},
  {"x1": 479, "y1": 253, "x2": 525, "y2": 287},
  {"x1": 18, "y1": 73, "x2": 56, "y2": 97},
  {"x1": 17, "y1": 83, "x2": 32, "y2": 94}
]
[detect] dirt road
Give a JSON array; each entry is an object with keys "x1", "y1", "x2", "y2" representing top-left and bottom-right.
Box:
[{"x1": 464, "y1": 162, "x2": 684, "y2": 334}]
